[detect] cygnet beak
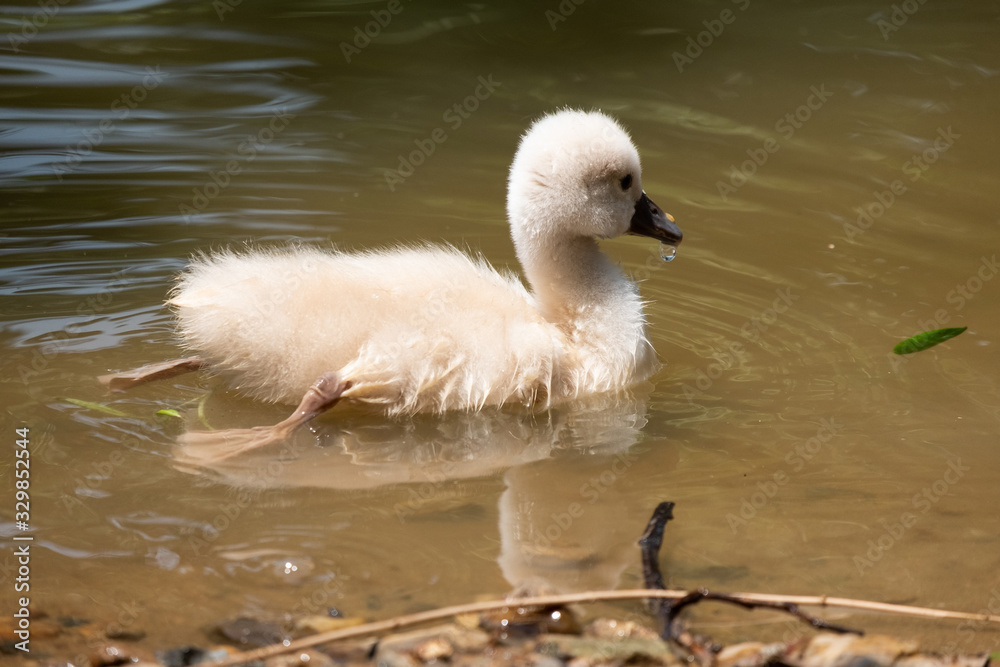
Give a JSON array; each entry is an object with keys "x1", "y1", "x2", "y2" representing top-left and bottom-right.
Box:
[{"x1": 628, "y1": 192, "x2": 682, "y2": 245}]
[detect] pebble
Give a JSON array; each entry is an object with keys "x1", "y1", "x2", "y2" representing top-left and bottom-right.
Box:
[
  {"x1": 584, "y1": 618, "x2": 661, "y2": 641},
  {"x1": 157, "y1": 645, "x2": 220, "y2": 667},
  {"x1": 157, "y1": 646, "x2": 204, "y2": 667},
  {"x1": 373, "y1": 622, "x2": 491, "y2": 664},
  {"x1": 795, "y1": 633, "x2": 918, "y2": 667},
  {"x1": 413, "y1": 637, "x2": 454, "y2": 662},
  {"x1": 535, "y1": 633, "x2": 673, "y2": 665},
  {"x1": 716, "y1": 641, "x2": 781, "y2": 667},
  {"x1": 373, "y1": 648, "x2": 419, "y2": 667},
  {"x1": 480, "y1": 603, "x2": 580, "y2": 637},
  {"x1": 105, "y1": 626, "x2": 148, "y2": 641},
  {"x1": 89, "y1": 643, "x2": 154, "y2": 666},
  {"x1": 264, "y1": 649, "x2": 337, "y2": 667},
  {"x1": 216, "y1": 616, "x2": 287, "y2": 648},
  {"x1": 292, "y1": 614, "x2": 365, "y2": 634}
]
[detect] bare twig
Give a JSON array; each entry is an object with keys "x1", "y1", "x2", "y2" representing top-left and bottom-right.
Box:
[
  {"x1": 665, "y1": 588, "x2": 862, "y2": 641},
  {"x1": 208, "y1": 589, "x2": 1000, "y2": 666}
]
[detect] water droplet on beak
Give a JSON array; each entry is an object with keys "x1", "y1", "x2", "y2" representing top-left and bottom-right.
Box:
[{"x1": 659, "y1": 242, "x2": 678, "y2": 263}]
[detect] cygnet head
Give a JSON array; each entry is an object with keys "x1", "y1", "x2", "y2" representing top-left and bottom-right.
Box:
[{"x1": 507, "y1": 109, "x2": 682, "y2": 256}]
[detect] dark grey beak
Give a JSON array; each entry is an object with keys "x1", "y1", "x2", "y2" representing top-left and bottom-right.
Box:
[{"x1": 628, "y1": 192, "x2": 682, "y2": 245}]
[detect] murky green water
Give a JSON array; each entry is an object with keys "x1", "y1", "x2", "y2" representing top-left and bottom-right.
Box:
[{"x1": 2, "y1": 0, "x2": 999, "y2": 658}]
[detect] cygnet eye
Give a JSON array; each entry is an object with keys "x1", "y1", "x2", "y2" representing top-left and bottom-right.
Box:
[{"x1": 620, "y1": 174, "x2": 632, "y2": 191}]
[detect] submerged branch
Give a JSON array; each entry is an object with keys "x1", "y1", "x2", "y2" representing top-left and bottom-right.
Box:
[
  {"x1": 636, "y1": 500, "x2": 860, "y2": 660},
  {"x1": 638, "y1": 500, "x2": 674, "y2": 601}
]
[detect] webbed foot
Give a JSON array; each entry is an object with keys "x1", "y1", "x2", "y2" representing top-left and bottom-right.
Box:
[{"x1": 176, "y1": 372, "x2": 351, "y2": 461}]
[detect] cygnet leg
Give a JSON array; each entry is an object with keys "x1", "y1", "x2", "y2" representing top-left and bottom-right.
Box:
[
  {"x1": 269, "y1": 372, "x2": 352, "y2": 439},
  {"x1": 99, "y1": 356, "x2": 205, "y2": 392},
  {"x1": 177, "y1": 372, "x2": 351, "y2": 461}
]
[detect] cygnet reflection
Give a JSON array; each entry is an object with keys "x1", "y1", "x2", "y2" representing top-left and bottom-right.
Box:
[{"x1": 174, "y1": 389, "x2": 659, "y2": 594}]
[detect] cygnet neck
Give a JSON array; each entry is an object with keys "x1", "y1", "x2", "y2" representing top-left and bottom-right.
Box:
[{"x1": 516, "y1": 233, "x2": 636, "y2": 329}]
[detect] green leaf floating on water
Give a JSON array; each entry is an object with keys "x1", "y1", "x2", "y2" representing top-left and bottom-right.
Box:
[
  {"x1": 893, "y1": 327, "x2": 967, "y2": 355},
  {"x1": 156, "y1": 409, "x2": 182, "y2": 419},
  {"x1": 62, "y1": 397, "x2": 130, "y2": 417}
]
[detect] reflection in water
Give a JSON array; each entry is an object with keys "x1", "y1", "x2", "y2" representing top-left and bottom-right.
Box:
[
  {"x1": 175, "y1": 391, "x2": 659, "y2": 594},
  {"x1": 498, "y1": 460, "x2": 643, "y2": 595}
]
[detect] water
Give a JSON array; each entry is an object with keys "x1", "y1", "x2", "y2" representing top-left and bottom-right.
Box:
[
  {"x1": 2, "y1": 0, "x2": 1000, "y2": 656},
  {"x1": 660, "y1": 242, "x2": 678, "y2": 262}
]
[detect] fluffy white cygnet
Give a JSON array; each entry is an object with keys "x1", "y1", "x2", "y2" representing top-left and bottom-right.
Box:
[{"x1": 104, "y1": 109, "x2": 681, "y2": 455}]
